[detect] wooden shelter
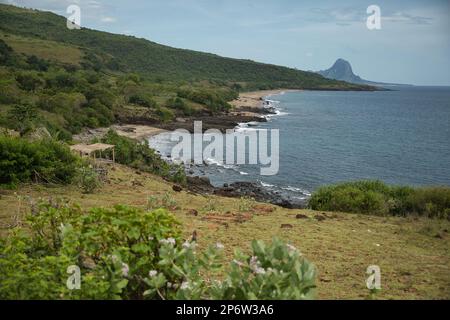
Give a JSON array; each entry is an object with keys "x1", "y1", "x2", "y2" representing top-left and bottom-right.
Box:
[{"x1": 70, "y1": 143, "x2": 115, "y2": 163}]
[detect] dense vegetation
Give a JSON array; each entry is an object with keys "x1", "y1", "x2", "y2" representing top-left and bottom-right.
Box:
[
  {"x1": 99, "y1": 130, "x2": 186, "y2": 184},
  {"x1": 309, "y1": 180, "x2": 450, "y2": 219},
  {"x1": 0, "y1": 201, "x2": 316, "y2": 300},
  {"x1": 0, "y1": 135, "x2": 79, "y2": 187},
  {"x1": 0, "y1": 3, "x2": 373, "y2": 142}
]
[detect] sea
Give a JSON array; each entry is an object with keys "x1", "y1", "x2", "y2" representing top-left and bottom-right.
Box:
[{"x1": 149, "y1": 86, "x2": 450, "y2": 202}]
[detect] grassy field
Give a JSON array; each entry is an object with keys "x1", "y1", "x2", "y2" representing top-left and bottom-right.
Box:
[
  {"x1": 0, "y1": 164, "x2": 449, "y2": 300},
  {"x1": 1, "y1": 33, "x2": 84, "y2": 65}
]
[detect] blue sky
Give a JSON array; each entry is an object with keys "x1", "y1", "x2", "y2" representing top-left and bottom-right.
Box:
[{"x1": 3, "y1": 0, "x2": 450, "y2": 85}]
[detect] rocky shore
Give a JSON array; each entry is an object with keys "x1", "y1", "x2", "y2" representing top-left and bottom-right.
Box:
[
  {"x1": 185, "y1": 176, "x2": 308, "y2": 209},
  {"x1": 176, "y1": 89, "x2": 308, "y2": 209},
  {"x1": 75, "y1": 89, "x2": 307, "y2": 209}
]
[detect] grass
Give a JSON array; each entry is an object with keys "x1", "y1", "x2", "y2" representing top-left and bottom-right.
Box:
[
  {"x1": 0, "y1": 164, "x2": 449, "y2": 300},
  {"x1": 1, "y1": 33, "x2": 83, "y2": 65}
]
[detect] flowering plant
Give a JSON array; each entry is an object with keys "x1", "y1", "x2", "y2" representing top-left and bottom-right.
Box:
[{"x1": 144, "y1": 237, "x2": 316, "y2": 300}]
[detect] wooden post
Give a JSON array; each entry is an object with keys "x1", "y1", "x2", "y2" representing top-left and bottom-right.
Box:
[{"x1": 112, "y1": 148, "x2": 115, "y2": 166}]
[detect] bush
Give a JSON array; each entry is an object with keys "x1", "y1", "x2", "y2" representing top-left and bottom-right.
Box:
[
  {"x1": 7, "y1": 103, "x2": 38, "y2": 135},
  {"x1": 166, "y1": 97, "x2": 192, "y2": 116},
  {"x1": 128, "y1": 94, "x2": 157, "y2": 108},
  {"x1": 0, "y1": 202, "x2": 316, "y2": 300},
  {"x1": 16, "y1": 72, "x2": 43, "y2": 92},
  {"x1": 0, "y1": 202, "x2": 181, "y2": 299},
  {"x1": 309, "y1": 180, "x2": 450, "y2": 218},
  {"x1": 77, "y1": 165, "x2": 101, "y2": 194},
  {"x1": 144, "y1": 237, "x2": 316, "y2": 300},
  {"x1": 0, "y1": 39, "x2": 13, "y2": 65},
  {"x1": 0, "y1": 136, "x2": 79, "y2": 187}
]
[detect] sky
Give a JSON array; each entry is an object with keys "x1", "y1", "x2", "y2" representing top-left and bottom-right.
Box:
[{"x1": 2, "y1": 0, "x2": 450, "y2": 85}]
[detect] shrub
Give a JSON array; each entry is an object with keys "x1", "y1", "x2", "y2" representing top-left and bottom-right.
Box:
[
  {"x1": 7, "y1": 103, "x2": 38, "y2": 135},
  {"x1": 77, "y1": 166, "x2": 101, "y2": 194},
  {"x1": 16, "y1": 72, "x2": 44, "y2": 92},
  {"x1": 144, "y1": 237, "x2": 316, "y2": 300},
  {"x1": 0, "y1": 203, "x2": 316, "y2": 300},
  {"x1": 156, "y1": 107, "x2": 175, "y2": 122},
  {"x1": 0, "y1": 136, "x2": 79, "y2": 187},
  {"x1": 128, "y1": 93, "x2": 157, "y2": 108},
  {"x1": 0, "y1": 202, "x2": 181, "y2": 299},
  {"x1": 0, "y1": 39, "x2": 13, "y2": 65},
  {"x1": 166, "y1": 97, "x2": 192, "y2": 116},
  {"x1": 309, "y1": 180, "x2": 450, "y2": 218}
]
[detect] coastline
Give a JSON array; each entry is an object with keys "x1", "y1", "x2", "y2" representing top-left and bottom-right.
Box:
[
  {"x1": 148, "y1": 89, "x2": 309, "y2": 209},
  {"x1": 72, "y1": 90, "x2": 308, "y2": 208}
]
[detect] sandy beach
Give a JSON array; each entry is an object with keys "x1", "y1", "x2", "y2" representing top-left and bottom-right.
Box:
[
  {"x1": 73, "y1": 124, "x2": 167, "y2": 143},
  {"x1": 229, "y1": 89, "x2": 286, "y2": 109}
]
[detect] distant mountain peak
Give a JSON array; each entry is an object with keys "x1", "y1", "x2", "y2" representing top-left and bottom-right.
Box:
[
  {"x1": 318, "y1": 59, "x2": 364, "y2": 84},
  {"x1": 317, "y1": 58, "x2": 411, "y2": 87}
]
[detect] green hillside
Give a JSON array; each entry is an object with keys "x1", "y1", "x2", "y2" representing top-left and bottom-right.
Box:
[
  {"x1": 0, "y1": 3, "x2": 371, "y2": 90},
  {"x1": 0, "y1": 3, "x2": 373, "y2": 140}
]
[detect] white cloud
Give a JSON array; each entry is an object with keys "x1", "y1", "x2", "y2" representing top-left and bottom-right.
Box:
[{"x1": 101, "y1": 16, "x2": 116, "y2": 23}]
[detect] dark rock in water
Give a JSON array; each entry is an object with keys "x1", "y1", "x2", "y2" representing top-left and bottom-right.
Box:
[
  {"x1": 223, "y1": 183, "x2": 228, "y2": 188},
  {"x1": 213, "y1": 181, "x2": 308, "y2": 209}
]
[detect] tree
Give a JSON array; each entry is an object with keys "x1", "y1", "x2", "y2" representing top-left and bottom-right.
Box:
[
  {"x1": 7, "y1": 103, "x2": 38, "y2": 135},
  {"x1": 16, "y1": 72, "x2": 43, "y2": 92},
  {"x1": 26, "y1": 55, "x2": 49, "y2": 71},
  {"x1": 0, "y1": 39, "x2": 13, "y2": 65}
]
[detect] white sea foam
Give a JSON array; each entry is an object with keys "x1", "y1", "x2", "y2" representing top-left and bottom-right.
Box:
[
  {"x1": 260, "y1": 181, "x2": 275, "y2": 188},
  {"x1": 282, "y1": 186, "x2": 312, "y2": 196},
  {"x1": 204, "y1": 157, "x2": 234, "y2": 169}
]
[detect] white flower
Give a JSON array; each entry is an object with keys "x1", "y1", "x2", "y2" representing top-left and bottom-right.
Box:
[
  {"x1": 121, "y1": 263, "x2": 129, "y2": 277},
  {"x1": 183, "y1": 241, "x2": 192, "y2": 249},
  {"x1": 254, "y1": 267, "x2": 266, "y2": 275},
  {"x1": 159, "y1": 237, "x2": 176, "y2": 246},
  {"x1": 149, "y1": 270, "x2": 158, "y2": 277},
  {"x1": 216, "y1": 242, "x2": 224, "y2": 250},
  {"x1": 249, "y1": 256, "x2": 266, "y2": 275},
  {"x1": 148, "y1": 236, "x2": 154, "y2": 241},
  {"x1": 232, "y1": 259, "x2": 245, "y2": 267},
  {"x1": 180, "y1": 281, "x2": 190, "y2": 290},
  {"x1": 286, "y1": 244, "x2": 297, "y2": 252}
]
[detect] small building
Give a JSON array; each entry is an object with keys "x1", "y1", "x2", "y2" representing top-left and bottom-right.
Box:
[{"x1": 70, "y1": 143, "x2": 116, "y2": 164}]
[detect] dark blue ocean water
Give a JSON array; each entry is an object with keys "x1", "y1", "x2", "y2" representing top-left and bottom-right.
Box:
[{"x1": 150, "y1": 87, "x2": 450, "y2": 198}]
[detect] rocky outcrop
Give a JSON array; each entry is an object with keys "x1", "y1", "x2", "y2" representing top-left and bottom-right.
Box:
[{"x1": 186, "y1": 177, "x2": 307, "y2": 209}]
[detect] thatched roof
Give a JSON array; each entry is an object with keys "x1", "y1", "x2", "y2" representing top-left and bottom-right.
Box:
[{"x1": 70, "y1": 143, "x2": 115, "y2": 155}]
